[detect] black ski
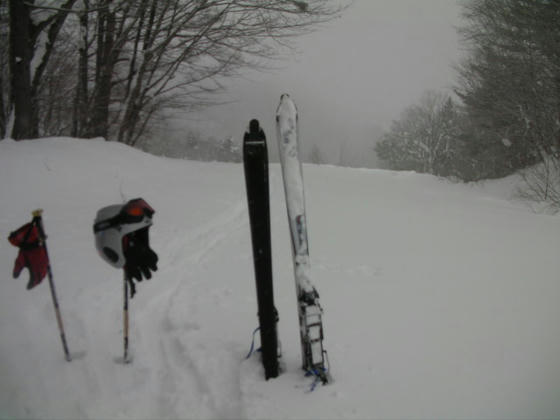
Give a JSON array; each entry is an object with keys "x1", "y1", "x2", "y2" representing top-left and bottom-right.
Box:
[{"x1": 243, "y1": 119, "x2": 279, "y2": 380}]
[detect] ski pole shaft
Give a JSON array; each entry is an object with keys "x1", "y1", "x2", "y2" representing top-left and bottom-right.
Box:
[
  {"x1": 123, "y1": 271, "x2": 130, "y2": 363},
  {"x1": 32, "y1": 209, "x2": 72, "y2": 362}
]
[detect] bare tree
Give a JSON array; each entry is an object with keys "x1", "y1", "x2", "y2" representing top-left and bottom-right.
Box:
[
  {"x1": 7, "y1": 0, "x2": 343, "y2": 142},
  {"x1": 71, "y1": 0, "x2": 90, "y2": 137},
  {"x1": 8, "y1": 0, "x2": 78, "y2": 139},
  {"x1": 77, "y1": 0, "x2": 343, "y2": 144},
  {"x1": 37, "y1": 27, "x2": 78, "y2": 136}
]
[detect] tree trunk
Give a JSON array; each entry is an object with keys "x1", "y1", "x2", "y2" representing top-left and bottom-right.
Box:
[
  {"x1": 9, "y1": 0, "x2": 33, "y2": 139},
  {"x1": 72, "y1": 7, "x2": 89, "y2": 137},
  {"x1": 88, "y1": 1, "x2": 115, "y2": 139},
  {"x1": 117, "y1": 0, "x2": 156, "y2": 144},
  {"x1": 0, "y1": 73, "x2": 5, "y2": 138}
]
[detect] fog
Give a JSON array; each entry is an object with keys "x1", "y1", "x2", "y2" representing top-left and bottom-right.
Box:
[{"x1": 165, "y1": 0, "x2": 463, "y2": 167}]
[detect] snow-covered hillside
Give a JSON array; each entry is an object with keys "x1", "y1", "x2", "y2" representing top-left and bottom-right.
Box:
[{"x1": 1, "y1": 137, "x2": 559, "y2": 419}]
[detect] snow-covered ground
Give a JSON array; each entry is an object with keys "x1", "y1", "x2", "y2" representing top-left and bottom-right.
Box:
[{"x1": 1, "y1": 137, "x2": 559, "y2": 419}]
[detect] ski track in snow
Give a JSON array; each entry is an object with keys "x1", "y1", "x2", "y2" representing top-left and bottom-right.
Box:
[{"x1": 152, "y1": 199, "x2": 249, "y2": 419}]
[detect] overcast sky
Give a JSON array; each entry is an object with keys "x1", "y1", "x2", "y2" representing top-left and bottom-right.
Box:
[{"x1": 171, "y1": 0, "x2": 464, "y2": 167}]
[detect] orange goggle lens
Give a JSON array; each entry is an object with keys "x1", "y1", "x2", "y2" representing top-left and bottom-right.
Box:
[{"x1": 127, "y1": 207, "x2": 144, "y2": 216}]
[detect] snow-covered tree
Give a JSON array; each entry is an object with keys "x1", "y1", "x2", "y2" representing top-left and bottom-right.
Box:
[
  {"x1": 456, "y1": 0, "x2": 560, "y2": 178},
  {"x1": 375, "y1": 91, "x2": 460, "y2": 177}
]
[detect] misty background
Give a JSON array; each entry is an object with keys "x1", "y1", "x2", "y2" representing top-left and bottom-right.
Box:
[
  {"x1": 6, "y1": 0, "x2": 558, "y2": 208},
  {"x1": 158, "y1": 0, "x2": 463, "y2": 168}
]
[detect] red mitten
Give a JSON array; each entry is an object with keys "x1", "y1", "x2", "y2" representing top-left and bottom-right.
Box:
[
  {"x1": 9, "y1": 222, "x2": 48, "y2": 289},
  {"x1": 13, "y1": 247, "x2": 48, "y2": 289}
]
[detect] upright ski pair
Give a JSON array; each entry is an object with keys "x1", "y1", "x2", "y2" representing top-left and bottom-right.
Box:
[{"x1": 243, "y1": 95, "x2": 329, "y2": 385}]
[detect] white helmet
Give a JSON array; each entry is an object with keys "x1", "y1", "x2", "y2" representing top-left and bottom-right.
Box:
[{"x1": 93, "y1": 198, "x2": 154, "y2": 268}]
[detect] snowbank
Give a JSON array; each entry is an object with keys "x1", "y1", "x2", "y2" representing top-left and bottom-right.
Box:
[{"x1": 1, "y1": 137, "x2": 559, "y2": 419}]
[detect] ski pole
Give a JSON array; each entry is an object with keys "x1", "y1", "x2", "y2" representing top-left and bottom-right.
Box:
[
  {"x1": 123, "y1": 270, "x2": 130, "y2": 363},
  {"x1": 32, "y1": 209, "x2": 72, "y2": 362}
]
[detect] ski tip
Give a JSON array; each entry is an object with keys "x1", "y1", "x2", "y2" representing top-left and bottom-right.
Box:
[
  {"x1": 244, "y1": 119, "x2": 266, "y2": 144},
  {"x1": 247, "y1": 119, "x2": 260, "y2": 134},
  {"x1": 276, "y1": 94, "x2": 297, "y2": 118}
]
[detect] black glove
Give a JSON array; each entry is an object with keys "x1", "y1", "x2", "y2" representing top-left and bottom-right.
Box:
[{"x1": 123, "y1": 228, "x2": 158, "y2": 297}]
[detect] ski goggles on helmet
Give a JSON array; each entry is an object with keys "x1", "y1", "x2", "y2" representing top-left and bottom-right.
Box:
[
  {"x1": 93, "y1": 198, "x2": 154, "y2": 268},
  {"x1": 94, "y1": 198, "x2": 154, "y2": 234}
]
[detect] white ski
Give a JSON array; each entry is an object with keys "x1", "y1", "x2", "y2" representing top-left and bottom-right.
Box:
[{"x1": 275, "y1": 94, "x2": 329, "y2": 384}]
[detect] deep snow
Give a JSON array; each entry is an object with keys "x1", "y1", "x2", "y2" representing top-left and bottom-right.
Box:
[{"x1": 0, "y1": 137, "x2": 559, "y2": 419}]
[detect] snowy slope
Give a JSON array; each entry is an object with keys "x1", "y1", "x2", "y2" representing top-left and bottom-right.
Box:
[{"x1": 0, "y1": 137, "x2": 559, "y2": 420}]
